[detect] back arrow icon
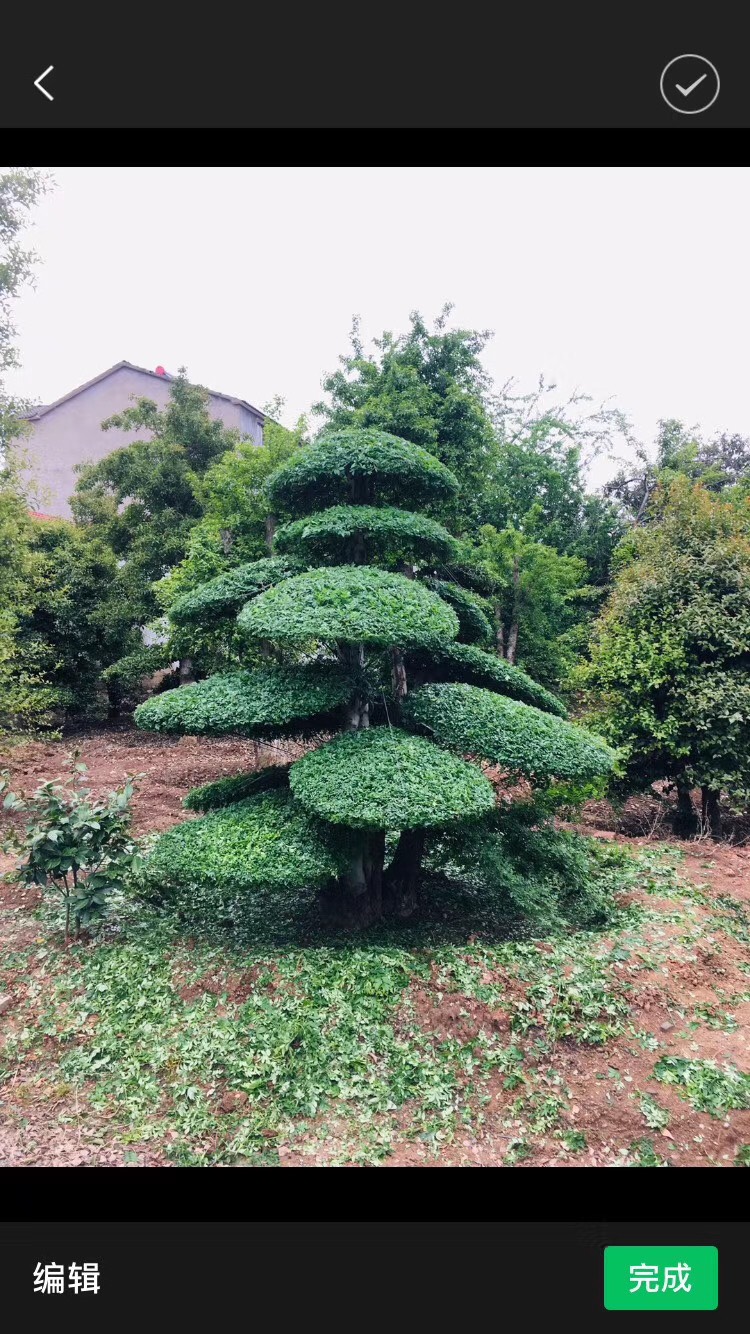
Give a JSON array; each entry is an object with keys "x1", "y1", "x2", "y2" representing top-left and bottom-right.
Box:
[{"x1": 34, "y1": 65, "x2": 54, "y2": 101}]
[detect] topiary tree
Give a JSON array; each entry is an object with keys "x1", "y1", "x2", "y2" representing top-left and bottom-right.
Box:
[{"x1": 136, "y1": 426, "x2": 615, "y2": 927}]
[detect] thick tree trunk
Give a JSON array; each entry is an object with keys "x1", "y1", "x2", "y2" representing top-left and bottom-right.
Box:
[
  {"x1": 672, "y1": 779, "x2": 698, "y2": 837},
  {"x1": 179, "y1": 657, "x2": 196, "y2": 686},
  {"x1": 496, "y1": 616, "x2": 505, "y2": 657},
  {"x1": 383, "y1": 828, "x2": 425, "y2": 918},
  {"x1": 220, "y1": 527, "x2": 234, "y2": 556},
  {"x1": 701, "y1": 786, "x2": 722, "y2": 840}
]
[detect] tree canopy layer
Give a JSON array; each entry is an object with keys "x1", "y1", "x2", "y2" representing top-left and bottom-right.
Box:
[
  {"x1": 135, "y1": 665, "x2": 352, "y2": 736},
  {"x1": 266, "y1": 427, "x2": 459, "y2": 514},
  {"x1": 289, "y1": 727, "x2": 495, "y2": 829},
  {"x1": 403, "y1": 682, "x2": 615, "y2": 782},
  {"x1": 237, "y1": 565, "x2": 459, "y2": 651},
  {"x1": 274, "y1": 505, "x2": 457, "y2": 567}
]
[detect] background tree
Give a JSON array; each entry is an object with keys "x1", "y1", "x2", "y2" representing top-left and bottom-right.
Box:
[
  {"x1": 71, "y1": 370, "x2": 242, "y2": 637},
  {"x1": 582, "y1": 476, "x2": 750, "y2": 836},
  {"x1": 474, "y1": 524, "x2": 591, "y2": 689},
  {"x1": 604, "y1": 417, "x2": 750, "y2": 523},
  {"x1": 135, "y1": 427, "x2": 614, "y2": 929},
  {"x1": 314, "y1": 306, "x2": 499, "y2": 520}
]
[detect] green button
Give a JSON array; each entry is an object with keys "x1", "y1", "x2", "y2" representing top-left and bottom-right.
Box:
[{"x1": 604, "y1": 1246, "x2": 718, "y2": 1311}]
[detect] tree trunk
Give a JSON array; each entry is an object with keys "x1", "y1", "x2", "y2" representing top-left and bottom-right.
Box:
[
  {"x1": 506, "y1": 621, "x2": 519, "y2": 665},
  {"x1": 323, "y1": 830, "x2": 384, "y2": 928},
  {"x1": 265, "y1": 514, "x2": 276, "y2": 553},
  {"x1": 496, "y1": 616, "x2": 505, "y2": 657},
  {"x1": 701, "y1": 786, "x2": 722, "y2": 840},
  {"x1": 672, "y1": 779, "x2": 698, "y2": 837},
  {"x1": 179, "y1": 657, "x2": 196, "y2": 686},
  {"x1": 383, "y1": 828, "x2": 425, "y2": 918},
  {"x1": 220, "y1": 527, "x2": 234, "y2": 556},
  {"x1": 391, "y1": 648, "x2": 407, "y2": 701},
  {"x1": 505, "y1": 559, "x2": 521, "y2": 663}
]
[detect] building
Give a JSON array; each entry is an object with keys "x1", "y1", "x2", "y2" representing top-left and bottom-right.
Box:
[{"x1": 22, "y1": 360, "x2": 265, "y2": 518}]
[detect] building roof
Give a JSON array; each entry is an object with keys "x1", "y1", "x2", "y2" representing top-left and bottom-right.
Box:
[
  {"x1": 28, "y1": 510, "x2": 59, "y2": 521},
  {"x1": 24, "y1": 361, "x2": 266, "y2": 423}
]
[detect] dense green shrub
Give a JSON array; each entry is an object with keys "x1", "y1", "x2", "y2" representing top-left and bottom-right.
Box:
[
  {"x1": 169, "y1": 557, "x2": 299, "y2": 626},
  {"x1": 139, "y1": 425, "x2": 612, "y2": 930},
  {"x1": 274, "y1": 505, "x2": 457, "y2": 566},
  {"x1": 184, "y1": 763, "x2": 291, "y2": 811},
  {"x1": 135, "y1": 664, "x2": 351, "y2": 736},
  {"x1": 142, "y1": 790, "x2": 342, "y2": 901},
  {"x1": 266, "y1": 427, "x2": 460, "y2": 514},
  {"x1": 404, "y1": 682, "x2": 615, "y2": 781},
  {"x1": 289, "y1": 727, "x2": 495, "y2": 829},
  {"x1": 404, "y1": 642, "x2": 567, "y2": 717},
  {"x1": 424, "y1": 578, "x2": 495, "y2": 644},
  {"x1": 237, "y1": 566, "x2": 459, "y2": 651}
]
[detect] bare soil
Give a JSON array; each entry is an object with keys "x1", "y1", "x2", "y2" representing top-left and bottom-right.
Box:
[{"x1": 2, "y1": 730, "x2": 750, "y2": 1167}]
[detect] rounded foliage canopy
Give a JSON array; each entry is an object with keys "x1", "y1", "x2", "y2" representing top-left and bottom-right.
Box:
[
  {"x1": 134, "y1": 664, "x2": 351, "y2": 737},
  {"x1": 168, "y1": 557, "x2": 298, "y2": 626},
  {"x1": 144, "y1": 790, "x2": 342, "y2": 894},
  {"x1": 237, "y1": 565, "x2": 459, "y2": 650},
  {"x1": 266, "y1": 428, "x2": 460, "y2": 515},
  {"x1": 405, "y1": 641, "x2": 568, "y2": 717},
  {"x1": 403, "y1": 682, "x2": 615, "y2": 781},
  {"x1": 274, "y1": 504, "x2": 457, "y2": 567},
  {"x1": 289, "y1": 726, "x2": 495, "y2": 829},
  {"x1": 425, "y1": 578, "x2": 495, "y2": 645}
]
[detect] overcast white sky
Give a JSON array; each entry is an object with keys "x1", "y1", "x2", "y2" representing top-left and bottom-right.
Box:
[{"x1": 7, "y1": 166, "x2": 750, "y2": 485}]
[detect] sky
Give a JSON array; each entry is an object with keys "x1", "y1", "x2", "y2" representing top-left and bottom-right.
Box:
[{"x1": 7, "y1": 166, "x2": 750, "y2": 486}]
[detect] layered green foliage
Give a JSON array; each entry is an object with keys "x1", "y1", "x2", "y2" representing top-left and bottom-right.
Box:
[
  {"x1": 266, "y1": 427, "x2": 459, "y2": 514},
  {"x1": 237, "y1": 565, "x2": 459, "y2": 650},
  {"x1": 583, "y1": 477, "x2": 750, "y2": 805},
  {"x1": 135, "y1": 665, "x2": 351, "y2": 737},
  {"x1": 289, "y1": 727, "x2": 495, "y2": 829},
  {"x1": 143, "y1": 790, "x2": 342, "y2": 899},
  {"x1": 184, "y1": 763, "x2": 291, "y2": 812},
  {"x1": 404, "y1": 682, "x2": 615, "y2": 781},
  {"x1": 425, "y1": 578, "x2": 495, "y2": 645},
  {"x1": 169, "y1": 557, "x2": 299, "y2": 626},
  {"x1": 405, "y1": 641, "x2": 568, "y2": 717},
  {"x1": 274, "y1": 505, "x2": 457, "y2": 567}
]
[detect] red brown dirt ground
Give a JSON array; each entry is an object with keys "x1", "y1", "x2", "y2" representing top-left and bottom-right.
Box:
[{"x1": 2, "y1": 731, "x2": 750, "y2": 1167}]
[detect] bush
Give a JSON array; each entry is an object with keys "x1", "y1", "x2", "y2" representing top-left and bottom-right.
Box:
[
  {"x1": 135, "y1": 664, "x2": 352, "y2": 737},
  {"x1": 237, "y1": 565, "x2": 459, "y2": 651},
  {"x1": 0, "y1": 760, "x2": 142, "y2": 939},
  {"x1": 289, "y1": 726, "x2": 496, "y2": 829},
  {"x1": 184, "y1": 763, "x2": 290, "y2": 811},
  {"x1": 403, "y1": 682, "x2": 615, "y2": 781},
  {"x1": 274, "y1": 504, "x2": 457, "y2": 566},
  {"x1": 266, "y1": 427, "x2": 460, "y2": 514}
]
